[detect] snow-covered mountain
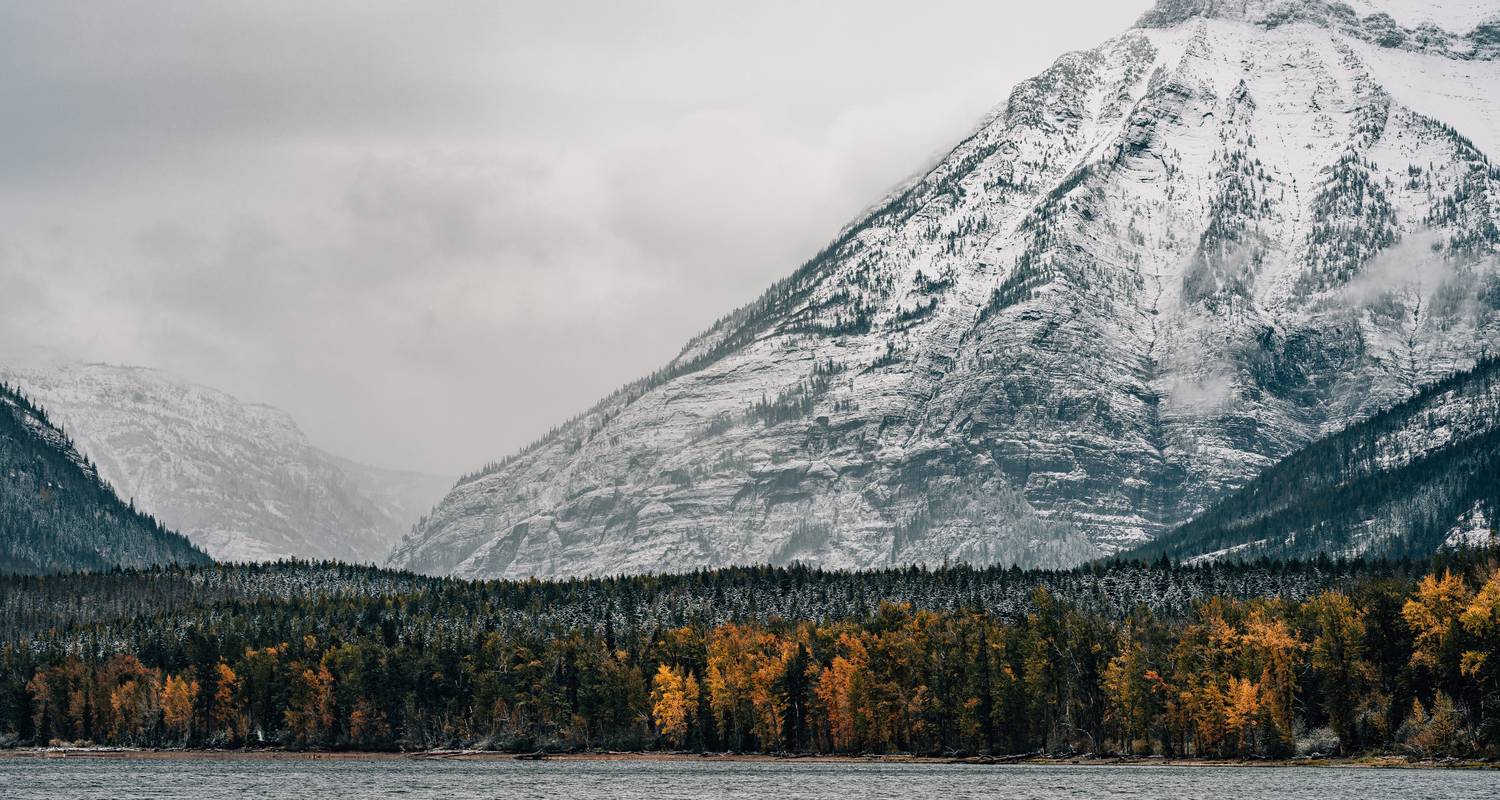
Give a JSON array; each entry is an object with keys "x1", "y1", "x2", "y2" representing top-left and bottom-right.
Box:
[
  {"x1": 0, "y1": 381, "x2": 209, "y2": 573},
  {"x1": 0, "y1": 363, "x2": 452, "y2": 563},
  {"x1": 392, "y1": 0, "x2": 1500, "y2": 580}
]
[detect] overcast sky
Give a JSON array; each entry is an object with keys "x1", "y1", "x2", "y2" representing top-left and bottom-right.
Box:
[{"x1": 0, "y1": 1, "x2": 1150, "y2": 475}]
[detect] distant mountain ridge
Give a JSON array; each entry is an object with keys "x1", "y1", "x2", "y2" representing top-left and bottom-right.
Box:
[
  {"x1": 1141, "y1": 0, "x2": 1500, "y2": 55},
  {"x1": 1125, "y1": 355, "x2": 1500, "y2": 563},
  {"x1": 0, "y1": 381, "x2": 209, "y2": 573},
  {"x1": 0, "y1": 363, "x2": 451, "y2": 563},
  {"x1": 392, "y1": 0, "x2": 1500, "y2": 580}
]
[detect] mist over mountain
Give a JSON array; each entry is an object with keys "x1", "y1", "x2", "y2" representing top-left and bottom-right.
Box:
[
  {"x1": 1126, "y1": 355, "x2": 1500, "y2": 564},
  {"x1": 392, "y1": 0, "x2": 1500, "y2": 580}
]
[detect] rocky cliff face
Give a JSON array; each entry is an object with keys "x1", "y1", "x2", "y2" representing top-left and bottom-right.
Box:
[
  {"x1": 392, "y1": 0, "x2": 1500, "y2": 580},
  {"x1": 1, "y1": 363, "x2": 451, "y2": 563}
]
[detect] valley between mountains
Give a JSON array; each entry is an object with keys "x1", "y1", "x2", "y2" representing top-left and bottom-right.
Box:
[
  {"x1": 1, "y1": 363, "x2": 449, "y2": 565},
  {"x1": 3, "y1": 0, "x2": 1498, "y2": 580},
  {"x1": 5, "y1": 0, "x2": 1500, "y2": 770}
]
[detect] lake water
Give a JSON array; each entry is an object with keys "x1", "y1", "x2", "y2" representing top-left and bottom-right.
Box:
[{"x1": 1, "y1": 757, "x2": 1495, "y2": 799}]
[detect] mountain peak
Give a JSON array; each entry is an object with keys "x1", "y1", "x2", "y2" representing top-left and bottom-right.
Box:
[
  {"x1": 393, "y1": 0, "x2": 1500, "y2": 580},
  {"x1": 1139, "y1": 0, "x2": 1500, "y2": 57}
]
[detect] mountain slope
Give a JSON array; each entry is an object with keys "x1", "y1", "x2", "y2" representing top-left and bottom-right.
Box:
[
  {"x1": 0, "y1": 382, "x2": 209, "y2": 574},
  {"x1": 1124, "y1": 356, "x2": 1500, "y2": 563},
  {"x1": 393, "y1": 0, "x2": 1500, "y2": 580},
  {"x1": 0, "y1": 363, "x2": 451, "y2": 563}
]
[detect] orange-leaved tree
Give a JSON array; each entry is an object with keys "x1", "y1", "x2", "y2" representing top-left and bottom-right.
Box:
[{"x1": 650, "y1": 663, "x2": 699, "y2": 748}]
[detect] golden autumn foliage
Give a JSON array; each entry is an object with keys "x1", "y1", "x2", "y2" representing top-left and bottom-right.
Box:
[
  {"x1": 349, "y1": 697, "x2": 389, "y2": 745},
  {"x1": 705, "y1": 623, "x2": 785, "y2": 749},
  {"x1": 650, "y1": 664, "x2": 699, "y2": 747},
  {"x1": 1241, "y1": 610, "x2": 1301, "y2": 750},
  {"x1": 1102, "y1": 620, "x2": 1159, "y2": 754},
  {"x1": 1404, "y1": 570, "x2": 1473, "y2": 671},
  {"x1": 813, "y1": 632, "x2": 868, "y2": 752},
  {"x1": 1223, "y1": 676, "x2": 1261, "y2": 753},
  {"x1": 1458, "y1": 569, "x2": 1500, "y2": 678},
  {"x1": 162, "y1": 673, "x2": 199, "y2": 739},
  {"x1": 11, "y1": 564, "x2": 1500, "y2": 758},
  {"x1": 101, "y1": 654, "x2": 162, "y2": 742},
  {"x1": 211, "y1": 661, "x2": 245, "y2": 741},
  {"x1": 285, "y1": 663, "x2": 335, "y2": 746}
]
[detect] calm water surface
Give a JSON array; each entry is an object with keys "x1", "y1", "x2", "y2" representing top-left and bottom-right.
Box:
[{"x1": 1, "y1": 757, "x2": 1495, "y2": 799}]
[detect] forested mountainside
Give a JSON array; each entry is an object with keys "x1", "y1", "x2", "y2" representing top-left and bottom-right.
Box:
[
  {"x1": 2, "y1": 553, "x2": 1496, "y2": 758},
  {"x1": 1128, "y1": 357, "x2": 1500, "y2": 563},
  {"x1": 0, "y1": 363, "x2": 450, "y2": 564},
  {"x1": 394, "y1": 0, "x2": 1500, "y2": 580},
  {"x1": 0, "y1": 383, "x2": 209, "y2": 574},
  {"x1": 0, "y1": 557, "x2": 1402, "y2": 644}
]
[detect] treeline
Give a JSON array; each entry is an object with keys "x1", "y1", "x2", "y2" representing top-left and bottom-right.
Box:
[
  {"x1": 0, "y1": 556, "x2": 1414, "y2": 644},
  {"x1": 1, "y1": 555, "x2": 1498, "y2": 758}
]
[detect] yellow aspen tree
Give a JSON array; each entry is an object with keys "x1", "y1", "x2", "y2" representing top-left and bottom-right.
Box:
[
  {"x1": 1241, "y1": 611, "x2": 1301, "y2": 751},
  {"x1": 1172, "y1": 601, "x2": 1237, "y2": 757},
  {"x1": 706, "y1": 624, "x2": 774, "y2": 748},
  {"x1": 813, "y1": 632, "x2": 868, "y2": 752},
  {"x1": 682, "y1": 671, "x2": 702, "y2": 740},
  {"x1": 162, "y1": 674, "x2": 199, "y2": 740},
  {"x1": 285, "y1": 663, "x2": 335, "y2": 745},
  {"x1": 650, "y1": 664, "x2": 696, "y2": 747},
  {"x1": 27, "y1": 658, "x2": 92, "y2": 743},
  {"x1": 349, "y1": 697, "x2": 390, "y2": 747},
  {"x1": 883, "y1": 611, "x2": 936, "y2": 751},
  {"x1": 1102, "y1": 630, "x2": 1155, "y2": 754},
  {"x1": 749, "y1": 640, "x2": 794, "y2": 750},
  {"x1": 1406, "y1": 692, "x2": 1468, "y2": 757},
  {"x1": 1223, "y1": 676, "x2": 1260, "y2": 756},
  {"x1": 109, "y1": 674, "x2": 162, "y2": 743},
  {"x1": 1403, "y1": 570, "x2": 1473, "y2": 671},
  {"x1": 108, "y1": 680, "x2": 140, "y2": 740},
  {"x1": 211, "y1": 661, "x2": 244, "y2": 741},
  {"x1": 1459, "y1": 568, "x2": 1500, "y2": 679},
  {"x1": 1186, "y1": 682, "x2": 1229, "y2": 757},
  {"x1": 99, "y1": 655, "x2": 161, "y2": 743}
]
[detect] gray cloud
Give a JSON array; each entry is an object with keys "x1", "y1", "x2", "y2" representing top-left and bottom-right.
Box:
[
  {"x1": 1342, "y1": 230, "x2": 1453, "y2": 306},
  {"x1": 0, "y1": 0, "x2": 1148, "y2": 474}
]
